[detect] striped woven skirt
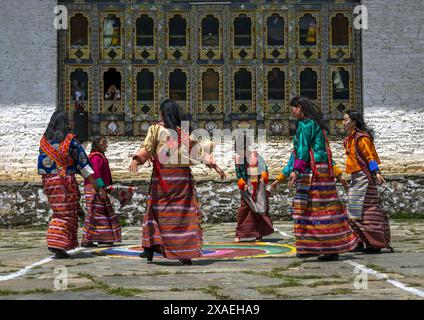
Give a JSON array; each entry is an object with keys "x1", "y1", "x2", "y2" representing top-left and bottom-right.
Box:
[
  {"x1": 42, "y1": 175, "x2": 80, "y2": 251},
  {"x1": 82, "y1": 184, "x2": 122, "y2": 245},
  {"x1": 236, "y1": 192, "x2": 274, "y2": 239},
  {"x1": 142, "y1": 166, "x2": 202, "y2": 260},
  {"x1": 291, "y1": 163, "x2": 358, "y2": 255},
  {"x1": 347, "y1": 171, "x2": 391, "y2": 249}
]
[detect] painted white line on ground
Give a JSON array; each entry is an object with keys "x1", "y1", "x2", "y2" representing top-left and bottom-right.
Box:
[
  {"x1": 0, "y1": 228, "x2": 132, "y2": 282},
  {"x1": 344, "y1": 260, "x2": 424, "y2": 298},
  {"x1": 0, "y1": 257, "x2": 53, "y2": 282},
  {"x1": 0, "y1": 247, "x2": 84, "y2": 282},
  {"x1": 273, "y1": 226, "x2": 294, "y2": 238}
]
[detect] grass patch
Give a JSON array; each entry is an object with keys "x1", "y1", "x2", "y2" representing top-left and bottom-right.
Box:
[
  {"x1": 69, "y1": 285, "x2": 97, "y2": 292},
  {"x1": 287, "y1": 274, "x2": 328, "y2": 280},
  {"x1": 107, "y1": 287, "x2": 145, "y2": 297},
  {"x1": 391, "y1": 213, "x2": 424, "y2": 220},
  {"x1": 287, "y1": 261, "x2": 303, "y2": 268},
  {"x1": 0, "y1": 288, "x2": 54, "y2": 296},
  {"x1": 201, "y1": 286, "x2": 231, "y2": 300},
  {"x1": 77, "y1": 272, "x2": 145, "y2": 297},
  {"x1": 149, "y1": 271, "x2": 171, "y2": 276},
  {"x1": 365, "y1": 264, "x2": 388, "y2": 273},
  {"x1": 23, "y1": 288, "x2": 54, "y2": 294},
  {"x1": 119, "y1": 218, "x2": 129, "y2": 227},
  {"x1": 277, "y1": 278, "x2": 302, "y2": 288},
  {"x1": 257, "y1": 287, "x2": 290, "y2": 299},
  {"x1": 327, "y1": 288, "x2": 354, "y2": 295},
  {"x1": 405, "y1": 282, "x2": 423, "y2": 288},
  {"x1": 241, "y1": 270, "x2": 304, "y2": 287},
  {"x1": 170, "y1": 287, "x2": 184, "y2": 292},
  {"x1": 308, "y1": 280, "x2": 350, "y2": 288},
  {"x1": 0, "y1": 289, "x2": 15, "y2": 296}
]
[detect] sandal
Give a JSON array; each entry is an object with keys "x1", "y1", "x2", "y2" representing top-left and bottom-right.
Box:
[{"x1": 180, "y1": 259, "x2": 192, "y2": 266}]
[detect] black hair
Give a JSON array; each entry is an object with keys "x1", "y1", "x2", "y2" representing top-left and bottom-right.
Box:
[
  {"x1": 91, "y1": 135, "x2": 106, "y2": 153},
  {"x1": 346, "y1": 110, "x2": 375, "y2": 141},
  {"x1": 234, "y1": 131, "x2": 252, "y2": 167},
  {"x1": 44, "y1": 111, "x2": 70, "y2": 142},
  {"x1": 160, "y1": 99, "x2": 183, "y2": 130},
  {"x1": 290, "y1": 96, "x2": 329, "y2": 132}
]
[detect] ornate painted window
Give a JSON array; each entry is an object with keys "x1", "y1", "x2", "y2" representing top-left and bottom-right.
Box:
[
  {"x1": 66, "y1": 67, "x2": 91, "y2": 115},
  {"x1": 201, "y1": 68, "x2": 221, "y2": 114},
  {"x1": 298, "y1": 13, "x2": 320, "y2": 59},
  {"x1": 136, "y1": 69, "x2": 155, "y2": 116},
  {"x1": 300, "y1": 67, "x2": 318, "y2": 100},
  {"x1": 330, "y1": 13, "x2": 351, "y2": 59},
  {"x1": 169, "y1": 69, "x2": 188, "y2": 112},
  {"x1": 267, "y1": 68, "x2": 285, "y2": 101},
  {"x1": 232, "y1": 13, "x2": 253, "y2": 59},
  {"x1": 167, "y1": 14, "x2": 189, "y2": 60},
  {"x1": 266, "y1": 13, "x2": 286, "y2": 59},
  {"x1": 101, "y1": 13, "x2": 123, "y2": 60},
  {"x1": 69, "y1": 13, "x2": 89, "y2": 60},
  {"x1": 135, "y1": 14, "x2": 156, "y2": 60},
  {"x1": 200, "y1": 14, "x2": 222, "y2": 60},
  {"x1": 329, "y1": 65, "x2": 354, "y2": 115},
  {"x1": 102, "y1": 68, "x2": 122, "y2": 114},
  {"x1": 234, "y1": 68, "x2": 253, "y2": 114}
]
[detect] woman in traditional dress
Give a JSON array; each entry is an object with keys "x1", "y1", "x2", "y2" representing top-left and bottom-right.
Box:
[
  {"x1": 234, "y1": 133, "x2": 274, "y2": 243},
  {"x1": 270, "y1": 96, "x2": 358, "y2": 261},
  {"x1": 343, "y1": 111, "x2": 393, "y2": 254},
  {"x1": 82, "y1": 136, "x2": 122, "y2": 248},
  {"x1": 129, "y1": 99, "x2": 226, "y2": 265},
  {"x1": 38, "y1": 111, "x2": 102, "y2": 259}
]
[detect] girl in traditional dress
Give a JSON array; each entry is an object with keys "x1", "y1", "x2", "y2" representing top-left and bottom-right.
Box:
[
  {"x1": 234, "y1": 133, "x2": 274, "y2": 243},
  {"x1": 129, "y1": 100, "x2": 226, "y2": 265},
  {"x1": 343, "y1": 111, "x2": 393, "y2": 254},
  {"x1": 82, "y1": 136, "x2": 122, "y2": 248},
  {"x1": 270, "y1": 96, "x2": 358, "y2": 261},
  {"x1": 38, "y1": 111, "x2": 102, "y2": 259}
]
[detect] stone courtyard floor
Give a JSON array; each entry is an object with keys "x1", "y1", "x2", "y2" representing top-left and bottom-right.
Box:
[{"x1": 0, "y1": 220, "x2": 423, "y2": 300}]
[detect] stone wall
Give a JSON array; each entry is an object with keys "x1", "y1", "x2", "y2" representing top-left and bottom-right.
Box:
[
  {"x1": 0, "y1": 0, "x2": 423, "y2": 223},
  {"x1": 1, "y1": 176, "x2": 423, "y2": 228}
]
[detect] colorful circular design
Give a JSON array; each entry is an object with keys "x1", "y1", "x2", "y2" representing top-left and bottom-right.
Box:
[{"x1": 92, "y1": 242, "x2": 295, "y2": 259}]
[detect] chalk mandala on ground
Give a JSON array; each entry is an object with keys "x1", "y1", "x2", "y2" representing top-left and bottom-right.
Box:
[{"x1": 92, "y1": 242, "x2": 295, "y2": 259}]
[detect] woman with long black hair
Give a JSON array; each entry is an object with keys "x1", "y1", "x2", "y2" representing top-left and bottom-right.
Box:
[
  {"x1": 271, "y1": 96, "x2": 358, "y2": 261},
  {"x1": 38, "y1": 111, "x2": 101, "y2": 258},
  {"x1": 343, "y1": 110, "x2": 393, "y2": 253},
  {"x1": 129, "y1": 99, "x2": 226, "y2": 265}
]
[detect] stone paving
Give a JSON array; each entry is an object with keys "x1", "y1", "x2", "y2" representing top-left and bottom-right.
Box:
[{"x1": 0, "y1": 220, "x2": 423, "y2": 300}]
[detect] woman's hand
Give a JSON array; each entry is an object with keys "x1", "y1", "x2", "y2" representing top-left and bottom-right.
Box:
[
  {"x1": 215, "y1": 166, "x2": 227, "y2": 180},
  {"x1": 288, "y1": 172, "x2": 298, "y2": 188},
  {"x1": 129, "y1": 159, "x2": 139, "y2": 173},
  {"x1": 99, "y1": 187, "x2": 108, "y2": 200},
  {"x1": 375, "y1": 173, "x2": 386, "y2": 185},
  {"x1": 270, "y1": 180, "x2": 280, "y2": 191},
  {"x1": 337, "y1": 175, "x2": 350, "y2": 193}
]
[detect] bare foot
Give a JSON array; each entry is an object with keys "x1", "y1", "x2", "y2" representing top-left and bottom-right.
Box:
[{"x1": 234, "y1": 237, "x2": 240, "y2": 243}]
